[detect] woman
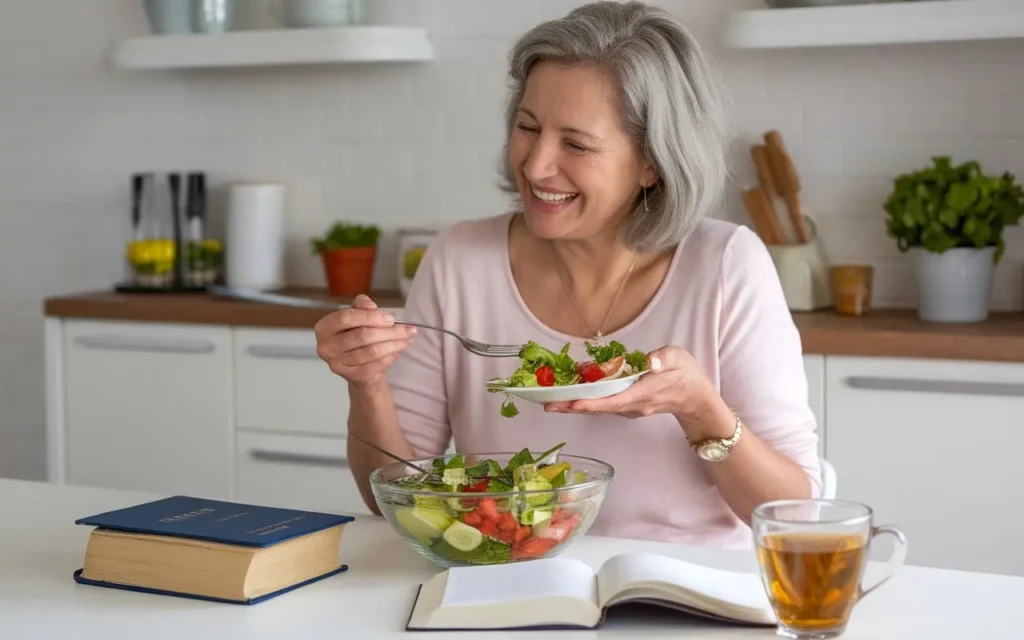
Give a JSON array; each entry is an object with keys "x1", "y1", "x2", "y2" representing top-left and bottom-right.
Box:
[{"x1": 315, "y1": 1, "x2": 821, "y2": 549}]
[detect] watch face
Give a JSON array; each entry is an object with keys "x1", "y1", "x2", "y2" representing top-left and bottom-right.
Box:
[{"x1": 699, "y1": 443, "x2": 728, "y2": 462}]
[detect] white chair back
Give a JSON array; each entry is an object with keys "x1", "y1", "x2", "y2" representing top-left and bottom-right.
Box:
[{"x1": 820, "y1": 458, "x2": 837, "y2": 499}]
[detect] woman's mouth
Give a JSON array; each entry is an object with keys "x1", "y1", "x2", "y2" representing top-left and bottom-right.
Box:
[{"x1": 528, "y1": 184, "x2": 579, "y2": 212}]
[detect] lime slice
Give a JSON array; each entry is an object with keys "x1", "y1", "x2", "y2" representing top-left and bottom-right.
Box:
[
  {"x1": 395, "y1": 506, "x2": 454, "y2": 545},
  {"x1": 442, "y1": 520, "x2": 484, "y2": 552}
]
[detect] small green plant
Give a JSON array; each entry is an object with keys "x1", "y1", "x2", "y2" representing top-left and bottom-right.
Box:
[
  {"x1": 311, "y1": 222, "x2": 381, "y2": 255},
  {"x1": 883, "y1": 156, "x2": 1024, "y2": 263}
]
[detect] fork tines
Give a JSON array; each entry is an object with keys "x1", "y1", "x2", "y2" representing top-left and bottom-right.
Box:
[{"x1": 482, "y1": 345, "x2": 521, "y2": 356}]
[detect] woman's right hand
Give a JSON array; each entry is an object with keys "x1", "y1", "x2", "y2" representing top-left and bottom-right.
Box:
[{"x1": 314, "y1": 294, "x2": 417, "y2": 389}]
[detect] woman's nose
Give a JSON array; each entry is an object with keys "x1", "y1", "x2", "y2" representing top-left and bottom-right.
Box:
[{"x1": 522, "y1": 137, "x2": 559, "y2": 183}]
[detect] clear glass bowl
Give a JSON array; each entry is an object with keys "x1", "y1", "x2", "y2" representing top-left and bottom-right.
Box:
[{"x1": 369, "y1": 452, "x2": 614, "y2": 568}]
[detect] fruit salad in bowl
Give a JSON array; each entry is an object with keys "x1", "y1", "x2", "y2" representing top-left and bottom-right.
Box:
[{"x1": 369, "y1": 443, "x2": 613, "y2": 567}]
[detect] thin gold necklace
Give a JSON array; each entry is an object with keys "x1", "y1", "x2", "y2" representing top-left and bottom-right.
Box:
[{"x1": 551, "y1": 243, "x2": 636, "y2": 344}]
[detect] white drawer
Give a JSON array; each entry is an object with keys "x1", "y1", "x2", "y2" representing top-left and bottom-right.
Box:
[
  {"x1": 234, "y1": 327, "x2": 348, "y2": 436},
  {"x1": 233, "y1": 311, "x2": 403, "y2": 437},
  {"x1": 235, "y1": 430, "x2": 371, "y2": 516}
]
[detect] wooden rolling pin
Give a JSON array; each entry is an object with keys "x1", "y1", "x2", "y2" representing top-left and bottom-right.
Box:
[
  {"x1": 744, "y1": 186, "x2": 786, "y2": 246},
  {"x1": 763, "y1": 130, "x2": 809, "y2": 244},
  {"x1": 750, "y1": 144, "x2": 788, "y2": 244}
]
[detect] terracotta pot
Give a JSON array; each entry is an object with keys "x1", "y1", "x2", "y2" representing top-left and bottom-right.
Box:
[{"x1": 321, "y1": 246, "x2": 376, "y2": 297}]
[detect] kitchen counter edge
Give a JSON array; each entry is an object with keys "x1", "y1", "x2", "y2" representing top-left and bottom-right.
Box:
[{"x1": 42, "y1": 290, "x2": 1024, "y2": 363}]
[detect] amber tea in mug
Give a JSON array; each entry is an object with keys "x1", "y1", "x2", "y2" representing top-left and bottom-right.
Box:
[{"x1": 751, "y1": 500, "x2": 907, "y2": 639}]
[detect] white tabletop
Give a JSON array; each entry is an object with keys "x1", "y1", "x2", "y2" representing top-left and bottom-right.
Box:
[{"x1": 2, "y1": 478, "x2": 1021, "y2": 639}]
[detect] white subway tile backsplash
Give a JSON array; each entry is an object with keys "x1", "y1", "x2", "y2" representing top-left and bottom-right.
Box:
[
  {"x1": 798, "y1": 177, "x2": 893, "y2": 219},
  {"x1": 1, "y1": 0, "x2": 1024, "y2": 480},
  {"x1": 868, "y1": 259, "x2": 916, "y2": 309},
  {"x1": 967, "y1": 102, "x2": 1024, "y2": 137},
  {"x1": 716, "y1": 56, "x2": 767, "y2": 103},
  {"x1": 807, "y1": 98, "x2": 965, "y2": 138},
  {"x1": 805, "y1": 101, "x2": 886, "y2": 137},
  {"x1": 761, "y1": 48, "x2": 883, "y2": 101},
  {"x1": 814, "y1": 213, "x2": 902, "y2": 264},
  {"x1": 785, "y1": 136, "x2": 845, "y2": 179},
  {"x1": 414, "y1": 141, "x2": 485, "y2": 177},
  {"x1": 992, "y1": 260, "x2": 1024, "y2": 311},
  {"x1": 733, "y1": 100, "x2": 804, "y2": 139},
  {"x1": 883, "y1": 100, "x2": 967, "y2": 136},
  {"x1": 470, "y1": 0, "x2": 541, "y2": 36},
  {"x1": 841, "y1": 138, "x2": 929, "y2": 178}
]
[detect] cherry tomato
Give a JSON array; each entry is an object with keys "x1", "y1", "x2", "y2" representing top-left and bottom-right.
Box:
[
  {"x1": 578, "y1": 363, "x2": 605, "y2": 383},
  {"x1": 536, "y1": 365, "x2": 555, "y2": 386}
]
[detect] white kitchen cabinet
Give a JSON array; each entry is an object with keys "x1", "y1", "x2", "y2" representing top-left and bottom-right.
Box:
[
  {"x1": 803, "y1": 354, "x2": 826, "y2": 458},
  {"x1": 825, "y1": 356, "x2": 1024, "y2": 577},
  {"x1": 233, "y1": 308, "x2": 404, "y2": 438},
  {"x1": 60, "y1": 320, "x2": 233, "y2": 499},
  {"x1": 235, "y1": 430, "x2": 371, "y2": 515},
  {"x1": 234, "y1": 327, "x2": 348, "y2": 437}
]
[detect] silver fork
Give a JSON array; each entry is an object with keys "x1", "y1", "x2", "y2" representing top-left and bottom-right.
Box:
[
  {"x1": 208, "y1": 285, "x2": 523, "y2": 358},
  {"x1": 392, "y1": 319, "x2": 522, "y2": 357}
]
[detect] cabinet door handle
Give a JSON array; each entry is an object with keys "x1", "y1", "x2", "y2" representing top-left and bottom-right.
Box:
[
  {"x1": 846, "y1": 376, "x2": 1024, "y2": 398},
  {"x1": 74, "y1": 335, "x2": 215, "y2": 354},
  {"x1": 249, "y1": 448, "x2": 349, "y2": 469},
  {"x1": 245, "y1": 344, "x2": 319, "y2": 360}
]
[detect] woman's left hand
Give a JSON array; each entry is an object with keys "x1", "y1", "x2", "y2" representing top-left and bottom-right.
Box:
[{"x1": 544, "y1": 346, "x2": 734, "y2": 439}]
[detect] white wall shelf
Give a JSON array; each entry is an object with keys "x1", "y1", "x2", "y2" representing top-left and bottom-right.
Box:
[
  {"x1": 722, "y1": 0, "x2": 1024, "y2": 50},
  {"x1": 108, "y1": 26, "x2": 434, "y2": 70}
]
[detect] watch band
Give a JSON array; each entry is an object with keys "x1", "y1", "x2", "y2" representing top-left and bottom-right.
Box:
[{"x1": 687, "y1": 409, "x2": 743, "y2": 461}]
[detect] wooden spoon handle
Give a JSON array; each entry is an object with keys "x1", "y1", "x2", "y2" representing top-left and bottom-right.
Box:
[
  {"x1": 764, "y1": 130, "x2": 809, "y2": 244},
  {"x1": 751, "y1": 145, "x2": 779, "y2": 200},
  {"x1": 744, "y1": 186, "x2": 786, "y2": 246}
]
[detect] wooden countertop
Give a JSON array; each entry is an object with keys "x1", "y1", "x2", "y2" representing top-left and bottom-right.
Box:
[
  {"x1": 792, "y1": 309, "x2": 1024, "y2": 363},
  {"x1": 43, "y1": 288, "x2": 1024, "y2": 363},
  {"x1": 43, "y1": 288, "x2": 402, "y2": 330}
]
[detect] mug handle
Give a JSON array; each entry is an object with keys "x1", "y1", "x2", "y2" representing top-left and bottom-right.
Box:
[{"x1": 859, "y1": 525, "x2": 908, "y2": 599}]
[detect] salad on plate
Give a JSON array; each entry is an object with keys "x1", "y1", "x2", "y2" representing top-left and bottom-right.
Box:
[
  {"x1": 487, "y1": 339, "x2": 649, "y2": 417},
  {"x1": 386, "y1": 443, "x2": 591, "y2": 564}
]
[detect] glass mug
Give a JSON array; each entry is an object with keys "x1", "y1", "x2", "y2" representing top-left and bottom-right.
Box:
[{"x1": 751, "y1": 499, "x2": 908, "y2": 639}]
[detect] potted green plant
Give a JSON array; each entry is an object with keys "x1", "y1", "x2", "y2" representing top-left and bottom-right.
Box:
[
  {"x1": 884, "y1": 156, "x2": 1024, "y2": 323},
  {"x1": 311, "y1": 222, "x2": 382, "y2": 297}
]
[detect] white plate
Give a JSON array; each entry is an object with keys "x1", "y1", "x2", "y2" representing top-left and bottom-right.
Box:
[{"x1": 488, "y1": 371, "x2": 648, "y2": 404}]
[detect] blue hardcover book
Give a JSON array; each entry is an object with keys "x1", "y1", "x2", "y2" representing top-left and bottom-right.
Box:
[{"x1": 73, "y1": 496, "x2": 356, "y2": 605}]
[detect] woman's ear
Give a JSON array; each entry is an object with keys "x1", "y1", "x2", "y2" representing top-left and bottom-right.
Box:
[{"x1": 639, "y1": 161, "x2": 658, "y2": 189}]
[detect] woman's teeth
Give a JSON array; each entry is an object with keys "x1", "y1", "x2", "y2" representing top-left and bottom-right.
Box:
[{"x1": 531, "y1": 186, "x2": 579, "y2": 203}]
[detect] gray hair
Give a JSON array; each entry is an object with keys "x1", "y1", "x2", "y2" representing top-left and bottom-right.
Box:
[{"x1": 498, "y1": 1, "x2": 733, "y2": 253}]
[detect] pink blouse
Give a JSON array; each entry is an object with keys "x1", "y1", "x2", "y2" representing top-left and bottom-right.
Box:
[{"x1": 385, "y1": 212, "x2": 822, "y2": 549}]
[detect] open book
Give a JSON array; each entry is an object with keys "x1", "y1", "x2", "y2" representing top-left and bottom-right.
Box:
[{"x1": 406, "y1": 551, "x2": 777, "y2": 631}]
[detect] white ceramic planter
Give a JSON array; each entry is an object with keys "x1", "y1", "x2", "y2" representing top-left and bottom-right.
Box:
[{"x1": 910, "y1": 246, "x2": 995, "y2": 323}]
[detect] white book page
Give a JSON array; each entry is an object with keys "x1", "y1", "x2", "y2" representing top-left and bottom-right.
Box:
[
  {"x1": 441, "y1": 558, "x2": 598, "y2": 608},
  {"x1": 596, "y1": 552, "x2": 774, "y2": 621}
]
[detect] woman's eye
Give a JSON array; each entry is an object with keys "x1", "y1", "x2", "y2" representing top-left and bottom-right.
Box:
[{"x1": 514, "y1": 124, "x2": 587, "y2": 153}]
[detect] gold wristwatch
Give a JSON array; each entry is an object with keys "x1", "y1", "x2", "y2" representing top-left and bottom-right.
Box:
[{"x1": 687, "y1": 410, "x2": 743, "y2": 462}]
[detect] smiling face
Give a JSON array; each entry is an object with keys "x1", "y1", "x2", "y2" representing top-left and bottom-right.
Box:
[{"x1": 508, "y1": 61, "x2": 657, "y2": 244}]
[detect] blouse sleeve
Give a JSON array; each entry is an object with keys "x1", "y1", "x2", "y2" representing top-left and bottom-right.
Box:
[
  {"x1": 718, "y1": 226, "x2": 823, "y2": 497},
  {"x1": 385, "y1": 231, "x2": 453, "y2": 458}
]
